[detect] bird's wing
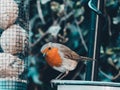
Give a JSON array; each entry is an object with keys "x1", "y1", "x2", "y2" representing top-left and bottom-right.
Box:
[
  {"x1": 56, "y1": 44, "x2": 81, "y2": 61},
  {"x1": 55, "y1": 43, "x2": 95, "y2": 61}
]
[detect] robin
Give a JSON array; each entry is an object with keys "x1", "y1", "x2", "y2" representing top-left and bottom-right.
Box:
[{"x1": 41, "y1": 42, "x2": 95, "y2": 79}]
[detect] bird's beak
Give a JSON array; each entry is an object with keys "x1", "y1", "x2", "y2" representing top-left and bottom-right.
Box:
[
  {"x1": 43, "y1": 53, "x2": 46, "y2": 57},
  {"x1": 41, "y1": 50, "x2": 47, "y2": 57}
]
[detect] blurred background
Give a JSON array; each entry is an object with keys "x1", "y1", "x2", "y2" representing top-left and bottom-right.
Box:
[
  {"x1": 0, "y1": 0, "x2": 120, "y2": 90},
  {"x1": 28, "y1": 0, "x2": 120, "y2": 90}
]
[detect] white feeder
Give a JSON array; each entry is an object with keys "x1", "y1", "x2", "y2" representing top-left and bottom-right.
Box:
[
  {"x1": 51, "y1": 80, "x2": 120, "y2": 90},
  {"x1": 0, "y1": 0, "x2": 18, "y2": 29},
  {"x1": 0, "y1": 24, "x2": 28, "y2": 54},
  {"x1": 0, "y1": 53, "x2": 24, "y2": 78}
]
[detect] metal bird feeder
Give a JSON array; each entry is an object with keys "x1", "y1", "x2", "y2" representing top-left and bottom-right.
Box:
[
  {"x1": 51, "y1": 80, "x2": 120, "y2": 90},
  {"x1": 0, "y1": 0, "x2": 29, "y2": 89}
]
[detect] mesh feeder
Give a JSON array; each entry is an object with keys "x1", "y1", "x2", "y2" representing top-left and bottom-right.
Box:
[
  {"x1": 0, "y1": 0, "x2": 28, "y2": 89},
  {"x1": 0, "y1": 0, "x2": 18, "y2": 30},
  {"x1": 0, "y1": 53, "x2": 24, "y2": 78},
  {"x1": 0, "y1": 24, "x2": 28, "y2": 55},
  {"x1": 0, "y1": 53, "x2": 26, "y2": 90}
]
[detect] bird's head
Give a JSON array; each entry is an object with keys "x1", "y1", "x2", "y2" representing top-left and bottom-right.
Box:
[
  {"x1": 41, "y1": 42, "x2": 54, "y2": 57},
  {"x1": 41, "y1": 42, "x2": 63, "y2": 67}
]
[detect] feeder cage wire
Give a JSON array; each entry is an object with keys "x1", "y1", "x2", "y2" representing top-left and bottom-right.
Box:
[{"x1": 0, "y1": 0, "x2": 29, "y2": 90}]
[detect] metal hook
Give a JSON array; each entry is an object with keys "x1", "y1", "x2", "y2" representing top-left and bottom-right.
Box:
[{"x1": 88, "y1": 0, "x2": 103, "y2": 16}]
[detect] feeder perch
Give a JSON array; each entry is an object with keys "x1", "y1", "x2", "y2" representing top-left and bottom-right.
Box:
[{"x1": 51, "y1": 80, "x2": 120, "y2": 90}]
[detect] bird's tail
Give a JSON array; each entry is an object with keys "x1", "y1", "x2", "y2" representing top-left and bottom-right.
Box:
[{"x1": 80, "y1": 56, "x2": 96, "y2": 61}]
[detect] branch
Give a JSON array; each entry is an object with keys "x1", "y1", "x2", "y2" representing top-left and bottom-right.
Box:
[
  {"x1": 99, "y1": 68, "x2": 120, "y2": 80},
  {"x1": 37, "y1": 0, "x2": 46, "y2": 24},
  {"x1": 75, "y1": 20, "x2": 88, "y2": 52},
  {"x1": 30, "y1": 32, "x2": 50, "y2": 48}
]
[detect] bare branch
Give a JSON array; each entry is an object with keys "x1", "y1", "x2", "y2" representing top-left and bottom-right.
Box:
[
  {"x1": 37, "y1": 0, "x2": 46, "y2": 24},
  {"x1": 75, "y1": 20, "x2": 88, "y2": 52}
]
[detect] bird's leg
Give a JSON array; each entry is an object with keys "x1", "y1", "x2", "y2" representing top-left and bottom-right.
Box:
[
  {"x1": 51, "y1": 72, "x2": 65, "y2": 88},
  {"x1": 59, "y1": 71, "x2": 69, "y2": 80},
  {"x1": 55, "y1": 72, "x2": 64, "y2": 79}
]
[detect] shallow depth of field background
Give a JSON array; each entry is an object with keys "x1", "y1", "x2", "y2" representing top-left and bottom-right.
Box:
[{"x1": 28, "y1": 0, "x2": 120, "y2": 90}]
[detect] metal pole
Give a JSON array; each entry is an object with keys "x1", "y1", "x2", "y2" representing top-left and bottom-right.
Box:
[{"x1": 85, "y1": 0, "x2": 104, "y2": 81}]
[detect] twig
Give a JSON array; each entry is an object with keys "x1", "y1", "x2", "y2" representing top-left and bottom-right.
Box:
[
  {"x1": 37, "y1": 0, "x2": 46, "y2": 24},
  {"x1": 75, "y1": 20, "x2": 88, "y2": 52},
  {"x1": 99, "y1": 68, "x2": 113, "y2": 79},
  {"x1": 58, "y1": 24, "x2": 69, "y2": 43},
  {"x1": 99, "y1": 68, "x2": 120, "y2": 80},
  {"x1": 59, "y1": 10, "x2": 75, "y2": 24},
  {"x1": 30, "y1": 32, "x2": 50, "y2": 48},
  {"x1": 108, "y1": 15, "x2": 112, "y2": 36}
]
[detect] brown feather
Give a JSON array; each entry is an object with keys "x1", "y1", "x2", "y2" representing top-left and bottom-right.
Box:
[
  {"x1": 79, "y1": 56, "x2": 96, "y2": 61},
  {"x1": 52, "y1": 43, "x2": 95, "y2": 61}
]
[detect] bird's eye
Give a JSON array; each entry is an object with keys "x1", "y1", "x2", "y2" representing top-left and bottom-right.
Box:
[{"x1": 48, "y1": 47, "x2": 51, "y2": 50}]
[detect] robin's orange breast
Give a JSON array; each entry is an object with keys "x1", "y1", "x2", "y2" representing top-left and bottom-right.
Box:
[{"x1": 45, "y1": 48, "x2": 62, "y2": 67}]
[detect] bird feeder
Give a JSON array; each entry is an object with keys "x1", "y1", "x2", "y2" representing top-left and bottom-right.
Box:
[
  {"x1": 0, "y1": 0, "x2": 28, "y2": 89},
  {"x1": 0, "y1": 53, "x2": 26, "y2": 90},
  {"x1": 51, "y1": 80, "x2": 120, "y2": 90},
  {"x1": 0, "y1": 0, "x2": 18, "y2": 30},
  {"x1": 0, "y1": 24, "x2": 28, "y2": 54}
]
